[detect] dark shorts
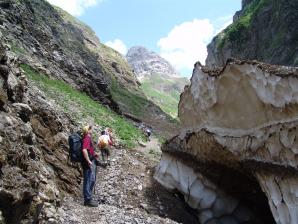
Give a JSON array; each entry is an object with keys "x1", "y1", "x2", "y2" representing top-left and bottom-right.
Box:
[{"x1": 101, "y1": 147, "x2": 110, "y2": 157}]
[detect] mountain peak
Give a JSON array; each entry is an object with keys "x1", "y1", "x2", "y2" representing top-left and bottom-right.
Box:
[{"x1": 126, "y1": 46, "x2": 180, "y2": 78}]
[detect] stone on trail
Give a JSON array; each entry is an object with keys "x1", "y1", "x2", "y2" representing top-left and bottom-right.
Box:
[{"x1": 138, "y1": 141, "x2": 147, "y2": 147}]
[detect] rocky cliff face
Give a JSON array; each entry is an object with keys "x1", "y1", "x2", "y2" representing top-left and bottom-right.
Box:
[
  {"x1": 155, "y1": 59, "x2": 298, "y2": 224},
  {"x1": 0, "y1": 0, "x2": 140, "y2": 110},
  {"x1": 206, "y1": 0, "x2": 298, "y2": 67},
  {"x1": 126, "y1": 46, "x2": 179, "y2": 79},
  {"x1": 0, "y1": 39, "x2": 81, "y2": 223}
]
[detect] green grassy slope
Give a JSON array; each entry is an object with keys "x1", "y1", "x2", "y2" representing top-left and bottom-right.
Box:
[
  {"x1": 140, "y1": 74, "x2": 189, "y2": 118},
  {"x1": 21, "y1": 64, "x2": 144, "y2": 148}
]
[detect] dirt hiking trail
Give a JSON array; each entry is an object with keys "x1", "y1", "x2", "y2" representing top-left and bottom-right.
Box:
[{"x1": 60, "y1": 137, "x2": 198, "y2": 224}]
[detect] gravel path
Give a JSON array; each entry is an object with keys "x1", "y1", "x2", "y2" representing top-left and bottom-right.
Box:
[{"x1": 60, "y1": 138, "x2": 198, "y2": 224}]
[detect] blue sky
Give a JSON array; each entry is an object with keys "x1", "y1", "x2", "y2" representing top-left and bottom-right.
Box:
[{"x1": 48, "y1": 0, "x2": 241, "y2": 76}]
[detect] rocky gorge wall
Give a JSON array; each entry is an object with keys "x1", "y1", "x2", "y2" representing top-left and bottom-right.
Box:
[
  {"x1": 0, "y1": 36, "x2": 81, "y2": 223},
  {"x1": 155, "y1": 59, "x2": 298, "y2": 224},
  {"x1": 206, "y1": 0, "x2": 298, "y2": 67},
  {"x1": 0, "y1": 0, "x2": 140, "y2": 110}
]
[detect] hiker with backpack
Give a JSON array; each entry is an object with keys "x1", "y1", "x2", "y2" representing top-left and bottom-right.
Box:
[
  {"x1": 81, "y1": 125, "x2": 99, "y2": 207},
  {"x1": 104, "y1": 127, "x2": 113, "y2": 146},
  {"x1": 145, "y1": 127, "x2": 152, "y2": 141},
  {"x1": 97, "y1": 129, "x2": 112, "y2": 165},
  {"x1": 69, "y1": 125, "x2": 107, "y2": 207}
]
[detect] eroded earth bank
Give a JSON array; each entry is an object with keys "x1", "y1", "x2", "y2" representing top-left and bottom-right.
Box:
[{"x1": 155, "y1": 59, "x2": 298, "y2": 224}]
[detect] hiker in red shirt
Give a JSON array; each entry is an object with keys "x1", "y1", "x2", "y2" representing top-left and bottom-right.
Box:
[{"x1": 81, "y1": 125, "x2": 99, "y2": 207}]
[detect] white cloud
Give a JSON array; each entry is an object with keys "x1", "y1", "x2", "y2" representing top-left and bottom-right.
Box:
[
  {"x1": 105, "y1": 39, "x2": 128, "y2": 55},
  {"x1": 157, "y1": 16, "x2": 233, "y2": 76},
  {"x1": 214, "y1": 15, "x2": 233, "y2": 34},
  {"x1": 158, "y1": 19, "x2": 214, "y2": 73},
  {"x1": 215, "y1": 19, "x2": 233, "y2": 34},
  {"x1": 47, "y1": 0, "x2": 102, "y2": 16}
]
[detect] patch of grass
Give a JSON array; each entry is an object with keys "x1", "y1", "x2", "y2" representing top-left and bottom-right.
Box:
[
  {"x1": 110, "y1": 77, "x2": 178, "y2": 126},
  {"x1": 141, "y1": 82, "x2": 178, "y2": 117},
  {"x1": 156, "y1": 135, "x2": 166, "y2": 145},
  {"x1": 148, "y1": 148, "x2": 161, "y2": 161},
  {"x1": 10, "y1": 42, "x2": 26, "y2": 55},
  {"x1": 110, "y1": 78, "x2": 149, "y2": 117},
  {"x1": 149, "y1": 148, "x2": 161, "y2": 156},
  {"x1": 20, "y1": 64, "x2": 144, "y2": 148},
  {"x1": 140, "y1": 73, "x2": 188, "y2": 118},
  {"x1": 217, "y1": 0, "x2": 270, "y2": 49}
]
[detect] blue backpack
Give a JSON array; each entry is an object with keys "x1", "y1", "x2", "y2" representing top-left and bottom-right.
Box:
[{"x1": 68, "y1": 132, "x2": 83, "y2": 162}]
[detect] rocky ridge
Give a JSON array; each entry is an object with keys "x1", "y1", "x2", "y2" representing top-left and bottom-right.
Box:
[
  {"x1": 155, "y1": 59, "x2": 298, "y2": 224},
  {"x1": 206, "y1": 0, "x2": 298, "y2": 67},
  {"x1": 126, "y1": 46, "x2": 189, "y2": 117},
  {"x1": 126, "y1": 46, "x2": 179, "y2": 79}
]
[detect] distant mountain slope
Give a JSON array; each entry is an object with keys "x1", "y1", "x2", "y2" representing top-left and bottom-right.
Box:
[
  {"x1": 126, "y1": 46, "x2": 179, "y2": 79},
  {"x1": 141, "y1": 74, "x2": 188, "y2": 117},
  {"x1": 206, "y1": 0, "x2": 298, "y2": 67},
  {"x1": 126, "y1": 46, "x2": 189, "y2": 117}
]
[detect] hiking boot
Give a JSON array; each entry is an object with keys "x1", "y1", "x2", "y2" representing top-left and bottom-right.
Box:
[
  {"x1": 95, "y1": 159, "x2": 108, "y2": 168},
  {"x1": 95, "y1": 159, "x2": 101, "y2": 166},
  {"x1": 84, "y1": 199, "x2": 98, "y2": 207}
]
